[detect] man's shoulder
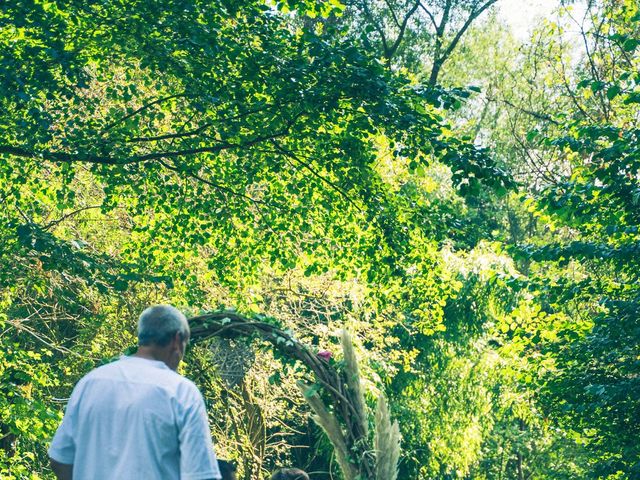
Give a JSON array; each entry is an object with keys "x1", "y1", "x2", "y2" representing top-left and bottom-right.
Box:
[
  {"x1": 81, "y1": 357, "x2": 130, "y2": 378},
  {"x1": 76, "y1": 359, "x2": 120, "y2": 381},
  {"x1": 76, "y1": 357, "x2": 203, "y2": 401},
  {"x1": 173, "y1": 375, "x2": 203, "y2": 401},
  {"x1": 80, "y1": 357, "x2": 180, "y2": 384}
]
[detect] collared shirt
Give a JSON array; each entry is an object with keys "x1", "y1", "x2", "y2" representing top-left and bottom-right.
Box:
[{"x1": 49, "y1": 356, "x2": 221, "y2": 480}]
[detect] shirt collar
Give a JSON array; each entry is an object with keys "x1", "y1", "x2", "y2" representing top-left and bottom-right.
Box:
[{"x1": 120, "y1": 355, "x2": 170, "y2": 370}]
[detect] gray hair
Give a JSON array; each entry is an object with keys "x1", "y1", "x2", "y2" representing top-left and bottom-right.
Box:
[{"x1": 138, "y1": 305, "x2": 190, "y2": 347}]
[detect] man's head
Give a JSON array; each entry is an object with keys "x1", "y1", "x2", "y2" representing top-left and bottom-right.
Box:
[
  {"x1": 217, "y1": 459, "x2": 238, "y2": 480},
  {"x1": 137, "y1": 305, "x2": 190, "y2": 370},
  {"x1": 270, "y1": 468, "x2": 310, "y2": 480}
]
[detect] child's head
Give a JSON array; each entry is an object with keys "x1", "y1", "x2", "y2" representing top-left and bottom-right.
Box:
[
  {"x1": 270, "y1": 468, "x2": 310, "y2": 480},
  {"x1": 218, "y1": 459, "x2": 238, "y2": 480}
]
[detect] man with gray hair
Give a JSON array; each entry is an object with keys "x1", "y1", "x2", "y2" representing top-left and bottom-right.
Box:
[{"x1": 48, "y1": 305, "x2": 222, "y2": 480}]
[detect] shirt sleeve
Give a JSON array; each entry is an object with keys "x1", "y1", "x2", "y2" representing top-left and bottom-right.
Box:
[
  {"x1": 48, "y1": 381, "x2": 83, "y2": 464},
  {"x1": 178, "y1": 384, "x2": 221, "y2": 480}
]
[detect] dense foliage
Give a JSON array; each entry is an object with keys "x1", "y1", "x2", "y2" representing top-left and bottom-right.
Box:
[{"x1": 0, "y1": 0, "x2": 638, "y2": 479}]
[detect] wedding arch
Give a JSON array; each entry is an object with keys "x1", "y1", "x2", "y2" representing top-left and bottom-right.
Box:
[{"x1": 189, "y1": 311, "x2": 400, "y2": 480}]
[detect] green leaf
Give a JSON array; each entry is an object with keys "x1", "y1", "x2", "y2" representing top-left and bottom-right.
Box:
[
  {"x1": 577, "y1": 79, "x2": 591, "y2": 89},
  {"x1": 624, "y1": 92, "x2": 640, "y2": 104},
  {"x1": 606, "y1": 85, "x2": 621, "y2": 100},
  {"x1": 622, "y1": 38, "x2": 640, "y2": 52},
  {"x1": 302, "y1": 383, "x2": 322, "y2": 398}
]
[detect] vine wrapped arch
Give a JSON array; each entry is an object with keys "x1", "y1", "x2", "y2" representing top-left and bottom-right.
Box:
[{"x1": 189, "y1": 311, "x2": 399, "y2": 480}]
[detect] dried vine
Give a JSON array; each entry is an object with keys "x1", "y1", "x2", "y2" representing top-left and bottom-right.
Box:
[{"x1": 189, "y1": 311, "x2": 377, "y2": 479}]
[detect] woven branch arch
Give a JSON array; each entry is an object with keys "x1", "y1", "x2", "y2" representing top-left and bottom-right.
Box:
[{"x1": 189, "y1": 311, "x2": 389, "y2": 480}]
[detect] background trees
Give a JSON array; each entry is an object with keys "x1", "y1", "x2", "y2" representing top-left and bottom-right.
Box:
[{"x1": 0, "y1": 0, "x2": 638, "y2": 478}]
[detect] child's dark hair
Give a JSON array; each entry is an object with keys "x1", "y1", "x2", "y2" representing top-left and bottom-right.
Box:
[
  {"x1": 270, "y1": 468, "x2": 310, "y2": 480},
  {"x1": 218, "y1": 459, "x2": 238, "y2": 478}
]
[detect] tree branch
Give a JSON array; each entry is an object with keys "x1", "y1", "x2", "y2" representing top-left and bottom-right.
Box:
[
  {"x1": 0, "y1": 143, "x2": 238, "y2": 165},
  {"x1": 269, "y1": 140, "x2": 364, "y2": 213},
  {"x1": 360, "y1": 0, "x2": 391, "y2": 58},
  {"x1": 428, "y1": 0, "x2": 497, "y2": 86},
  {"x1": 100, "y1": 93, "x2": 192, "y2": 135},
  {"x1": 382, "y1": 0, "x2": 401, "y2": 28},
  {"x1": 500, "y1": 98, "x2": 561, "y2": 125},
  {"x1": 126, "y1": 102, "x2": 293, "y2": 143},
  {"x1": 127, "y1": 122, "x2": 215, "y2": 143},
  {"x1": 440, "y1": 0, "x2": 497, "y2": 63},
  {"x1": 386, "y1": 0, "x2": 422, "y2": 62},
  {"x1": 418, "y1": 1, "x2": 438, "y2": 30},
  {"x1": 156, "y1": 158, "x2": 272, "y2": 207},
  {"x1": 43, "y1": 205, "x2": 103, "y2": 230},
  {"x1": 1, "y1": 121, "x2": 297, "y2": 165}
]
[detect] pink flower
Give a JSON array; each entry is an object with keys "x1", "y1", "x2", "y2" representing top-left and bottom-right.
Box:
[{"x1": 317, "y1": 350, "x2": 332, "y2": 361}]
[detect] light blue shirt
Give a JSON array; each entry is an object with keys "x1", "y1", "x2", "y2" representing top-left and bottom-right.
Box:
[{"x1": 49, "y1": 356, "x2": 221, "y2": 480}]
